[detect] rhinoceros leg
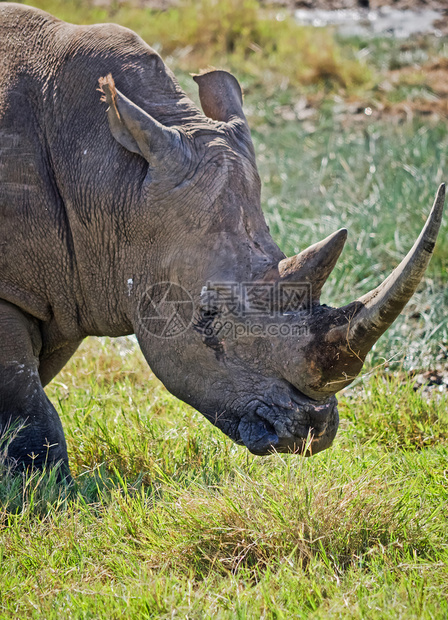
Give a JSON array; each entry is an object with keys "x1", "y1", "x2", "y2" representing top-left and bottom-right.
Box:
[
  {"x1": 38, "y1": 340, "x2": 81, "y2": 388},
  {"x1": 0, "y1": 300, "x2": 70, "y2": 475}
]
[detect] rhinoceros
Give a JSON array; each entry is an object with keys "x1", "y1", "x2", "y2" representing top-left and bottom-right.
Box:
[{"x1": 0, "y1": 3, "x2": 445, "y2": 475}]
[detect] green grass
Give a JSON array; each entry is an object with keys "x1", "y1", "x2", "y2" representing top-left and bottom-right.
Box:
[
  {"x1": 2, "y1": 1, "x2": 448, "y2": 617},
  {"x1": 340, "y1": 373, "x2": 448, "y2": 449},
  {"x1": 1, "y1": 339, "x2": 448, "y2": 618}
]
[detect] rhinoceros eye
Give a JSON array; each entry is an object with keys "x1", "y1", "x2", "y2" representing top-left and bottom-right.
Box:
[{"x1": 193, "y1": 306, "x2": 219, "y2": 336}]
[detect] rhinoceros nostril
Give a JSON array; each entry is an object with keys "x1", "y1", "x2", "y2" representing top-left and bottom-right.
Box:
[{"x1": 238, "y1": 414, "x2": 279, "y2": 456}]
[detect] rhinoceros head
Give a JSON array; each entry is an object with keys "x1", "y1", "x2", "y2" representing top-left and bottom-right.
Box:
[{"x1": 99, "y1": 71, "x2": 444, "y2": 456}]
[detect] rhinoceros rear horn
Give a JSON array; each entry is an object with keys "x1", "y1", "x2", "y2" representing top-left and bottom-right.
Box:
[
  {"x1": 193, "y1": 70, "x2": 248, "y2": 127},
  {"x1": 99, "y1": 74, "x2": 181, "y2": 164}
]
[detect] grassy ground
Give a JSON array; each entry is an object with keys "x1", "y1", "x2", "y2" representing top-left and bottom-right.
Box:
[
  {"x1": 1, "y1": 338, "x2": 448, "y2": 618},
  {"x1": 1, "y1": 1, "x2": 448, "y2": 618}
]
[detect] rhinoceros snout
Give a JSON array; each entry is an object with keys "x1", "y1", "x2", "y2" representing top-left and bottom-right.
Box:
[{"x1": 237, "y1": 394, "x2": 339, "y2": 456}]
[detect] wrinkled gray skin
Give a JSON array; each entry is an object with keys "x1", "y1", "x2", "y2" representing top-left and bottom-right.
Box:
[{"x1": 0, "y1": 4, "x2": 442, "y2": 475}]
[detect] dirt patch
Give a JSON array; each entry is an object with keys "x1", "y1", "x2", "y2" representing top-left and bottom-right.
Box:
[{"x1": 371, "y1": 58, "x2": 448, "y2": 120}]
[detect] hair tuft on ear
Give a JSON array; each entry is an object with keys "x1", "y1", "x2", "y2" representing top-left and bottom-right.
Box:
[{"x1": 98, "y1": 74, "x2": 118, "y2": 110}]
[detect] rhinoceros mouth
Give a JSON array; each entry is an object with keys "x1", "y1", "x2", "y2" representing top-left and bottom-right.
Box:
[{"x1": 236, "y1": 392, "x2": 338, "y2": 456}]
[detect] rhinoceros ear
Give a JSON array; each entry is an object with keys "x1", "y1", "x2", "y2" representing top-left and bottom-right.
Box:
[
  {"x1": 98, "y1": 74, "x2": 180, "y2": 164},
  {"x1": 193, "y1": 70, "x2": 247, "y2": 125}
]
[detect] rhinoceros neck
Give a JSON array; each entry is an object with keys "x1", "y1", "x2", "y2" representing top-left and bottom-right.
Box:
[{"x1": 0, "y1": 4, "x2": 207, "y2": 340}]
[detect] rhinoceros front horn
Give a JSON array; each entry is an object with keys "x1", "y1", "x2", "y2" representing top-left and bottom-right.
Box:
[{"x1": 316, "y1": 183, "x2": 445, "y2": 394}]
